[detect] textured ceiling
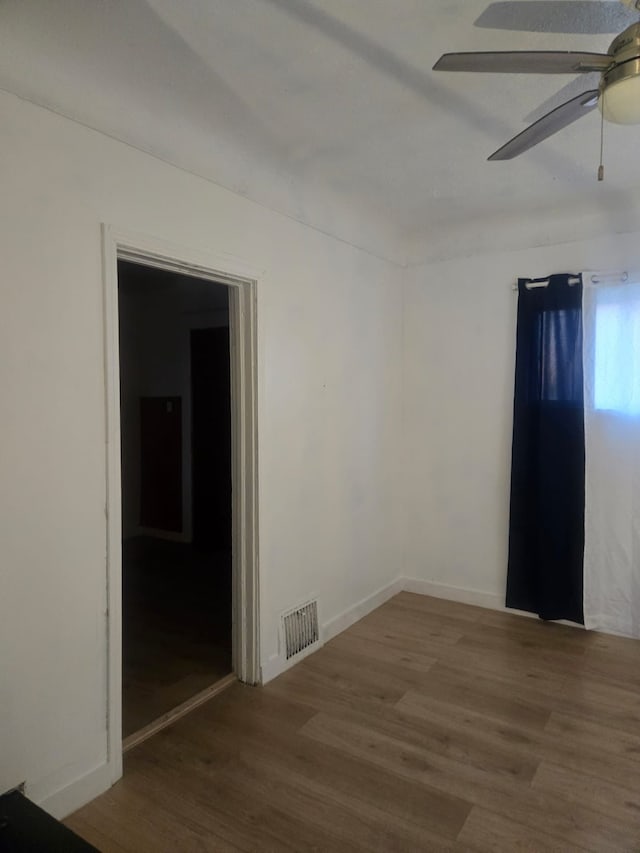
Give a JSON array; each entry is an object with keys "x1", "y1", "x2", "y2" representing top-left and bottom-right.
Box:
[{"x1": 2, "y1": 0, "x2": 640, "y2": 263}]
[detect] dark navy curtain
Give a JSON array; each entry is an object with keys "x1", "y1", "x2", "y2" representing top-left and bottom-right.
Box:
[{"x1": 506, "y1": 274, "x2": 585, "y2": 624}]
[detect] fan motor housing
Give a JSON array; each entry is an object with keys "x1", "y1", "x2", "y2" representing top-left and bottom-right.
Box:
[{"x1": 608, "y1": 22, "x2": 640, "y2": 62}]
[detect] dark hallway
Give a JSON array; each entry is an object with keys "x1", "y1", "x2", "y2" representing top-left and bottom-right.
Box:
[{"x1": 118, "y1": 261, "x2": 233, "y2": 738}]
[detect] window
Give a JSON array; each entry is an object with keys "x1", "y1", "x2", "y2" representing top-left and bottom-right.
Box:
[{"x1": 593, "y1": 282, "x2": 640, "y2": 415}]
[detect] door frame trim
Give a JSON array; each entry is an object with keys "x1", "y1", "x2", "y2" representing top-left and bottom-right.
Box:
[{"x1": 102, "y1": 225, "x2": 260, "y2": 784}]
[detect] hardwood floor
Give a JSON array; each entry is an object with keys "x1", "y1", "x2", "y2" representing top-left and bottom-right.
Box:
[
  {"x1": 122, "y1": 537, "x2": 232, "y2": 737},
  {"x1": 67, "y1": 592, "x2": 640, "y2": 851}
]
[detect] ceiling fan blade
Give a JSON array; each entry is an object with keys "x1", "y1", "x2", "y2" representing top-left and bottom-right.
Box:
[
  {"x1": 475, "y1": 2, "x2": 638, "y2": 35},
  {"x1": 488, "y1": 89, "x2": 599, "y2": 160},
  {"x1": 433, "y1": 51, "x2": 611, "y2": 74},
  {"x1": 524, "y1": 73, "x2": 601, "y2": 123}
]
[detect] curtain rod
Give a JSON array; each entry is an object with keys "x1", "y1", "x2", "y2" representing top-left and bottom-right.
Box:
[
  {"x1": 511, "y1": 275, "x2": 581, "y2": 291},
  {"x1": 589, "y1": 271, "x2": 628, "y2": 285},
  {"x1": 512, "y1": 271, "x2": 628, "y2": 291}
]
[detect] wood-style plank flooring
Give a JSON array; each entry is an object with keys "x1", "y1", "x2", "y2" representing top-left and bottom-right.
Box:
[
  {"x1": 122, "y1": 538, "x2": 232, "y2": 737},
  {"x1": 67, "y1": 592, "x2": 640, "y2": 851}
]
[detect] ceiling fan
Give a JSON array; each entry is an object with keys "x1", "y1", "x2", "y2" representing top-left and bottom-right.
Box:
[{"x1": 433, "y1": 0, "x2": 640, "y2": 161}]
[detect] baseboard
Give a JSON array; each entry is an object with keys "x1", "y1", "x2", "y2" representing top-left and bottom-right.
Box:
[
  {"x1": 260, "y1": 575, "x2": 404, "y2": 685},
  {"x1": 583, "y1": 615, "x2": 634, "y2": 638},
  {"x1": 33, "y1": 761, "x2": 112, "y2": 821},
  {"x1": 402, "y1": 577, "x2": 585, "y2": 630},
  {"x1": 260, "y1": 654, "x2": 285, "y2": 684},
  {"x1": 260, "y1": 641, "x2": 320, "y2": 684},
  {"x1": 261, "y1": 575, "x2": 511, "y2": 684},
  {"x1": 402, "y1": 577, "x2": 503, "y2": 611},
  {"x1": 322, "y1": 576, "x2": 405, "y2": 643}
]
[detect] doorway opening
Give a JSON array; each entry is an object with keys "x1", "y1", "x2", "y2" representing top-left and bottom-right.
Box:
[
  {"x1": 103, "y1": 228, "x2": 259, "y2": 781},
  {"x1": 118, "y1": 260, "x2": 235, "y2": 739}
]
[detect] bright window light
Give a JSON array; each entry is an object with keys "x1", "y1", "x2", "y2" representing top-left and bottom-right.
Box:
[{"x1": 594, "y1": 285, "x2": 640, "y2": 415}]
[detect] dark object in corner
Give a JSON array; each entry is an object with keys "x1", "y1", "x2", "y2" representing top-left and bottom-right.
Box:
[{"x1": 0, "y1": 791, "x2": 98, "y2": 852}]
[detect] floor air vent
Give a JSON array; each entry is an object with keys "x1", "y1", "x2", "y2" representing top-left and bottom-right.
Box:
[{"x1": 282, "y1": 600, "x2": 319, "y2": 660}]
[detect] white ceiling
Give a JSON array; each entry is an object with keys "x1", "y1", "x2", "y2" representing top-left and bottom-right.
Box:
[{"x1": 2, "y1": 0, "x2": 640, "y2": 264}]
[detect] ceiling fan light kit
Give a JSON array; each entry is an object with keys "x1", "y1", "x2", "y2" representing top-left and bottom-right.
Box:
[
  {"x1": 599, "y1": 25, "x2": 640, "y2": 124},
  {"x1": 434, "y1": 2, "x2": 640, "y2": 165},
  {"x1": 601, "y1": 64, "x2": 640, "y2": 123}
]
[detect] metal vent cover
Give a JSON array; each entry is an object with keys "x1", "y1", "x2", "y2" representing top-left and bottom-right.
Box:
[{"x1": 282, "y1": 600, "x2": 319, "y2": 660}]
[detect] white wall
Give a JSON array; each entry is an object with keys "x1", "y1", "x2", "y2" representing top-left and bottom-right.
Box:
[
  {"x1": 403, "y1": 231, "x2": 640, "y2": 607},
  {"x1": 0, "y1": 90, "x2": 404, "y2": 812}
]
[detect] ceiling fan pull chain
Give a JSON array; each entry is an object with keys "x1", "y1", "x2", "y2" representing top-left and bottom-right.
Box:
[{"x1": 598, "y1": 90, "x2": 605, "y2": 182}]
